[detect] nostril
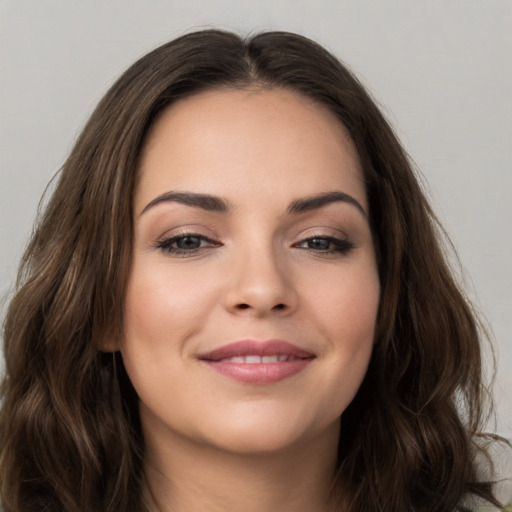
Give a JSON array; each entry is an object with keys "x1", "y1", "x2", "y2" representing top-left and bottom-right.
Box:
[{"x1": 235, "y1": 303, "x2": 287, "y2": 311}]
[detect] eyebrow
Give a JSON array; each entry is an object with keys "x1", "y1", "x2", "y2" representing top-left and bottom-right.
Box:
[
  {"x1": 140, "y1": 190, "x2": 367, "y2": 218},
  {"x1": 140, "y1": 191, "x2": 230, "y2": 216},
  {"x1": 287, "y1": 191, "x2": 367, "y2": 218}
]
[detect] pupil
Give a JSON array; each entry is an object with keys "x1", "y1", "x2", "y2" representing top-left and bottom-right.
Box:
[
  {"x1": 178, "y1": 237, "x2": 200, "y2": 249},
  {"x1": 310, "y1": 238, "x2": 329, "y2": 250}
]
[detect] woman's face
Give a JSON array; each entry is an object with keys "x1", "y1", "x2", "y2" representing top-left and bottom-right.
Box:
[{"x1": 120, "y1": 87, "x2": 380, "y2": 455}]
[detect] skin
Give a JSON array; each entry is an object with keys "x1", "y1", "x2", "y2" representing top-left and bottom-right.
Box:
[{"x1": 120, "y1": 87, "x2": 380, "y2": 512}]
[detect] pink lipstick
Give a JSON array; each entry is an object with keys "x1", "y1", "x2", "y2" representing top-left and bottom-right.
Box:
[{"x1": 198, "y1": 339, "x2": 314, "y2": 384}]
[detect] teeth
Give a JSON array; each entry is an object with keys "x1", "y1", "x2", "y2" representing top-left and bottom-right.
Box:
[{"x1": 217, "y1": 355, "x2": 294, "y2": 363}]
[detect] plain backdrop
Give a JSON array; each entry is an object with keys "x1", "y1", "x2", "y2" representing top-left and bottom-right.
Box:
[{"x1": 0, "y1": 0, "x2": 511, "y2": 439}]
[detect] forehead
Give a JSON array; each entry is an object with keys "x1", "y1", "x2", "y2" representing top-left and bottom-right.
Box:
[{"x1": 136, "y1": 87, "x2": 366, "y2": 213}]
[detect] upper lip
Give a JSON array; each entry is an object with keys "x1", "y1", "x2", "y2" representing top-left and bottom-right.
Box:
[{"x1": 198, "y1": 339, "x2": 315, "y2": 361}]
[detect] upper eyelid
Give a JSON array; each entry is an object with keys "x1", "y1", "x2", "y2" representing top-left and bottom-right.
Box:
[
  {"x1": 152, "y1": 220, "x2": 354, "y2": 241},
  {"x1": 155, "y1": 227, "x2": 350, "y2": 242},
  {"x1": 163, "y1": 231, "x2": 214, "y2": 239},
  {"x1": 294, "y1": 234, "x2": 353, "y2": 247},
  {"x1": 155, "y1": 226, "x2": 220, "y2": 242},
  {"x1": 293, "y1": 226, "x2": 349, "y2": 239},
  {"x1": 157, "y1": 232, "x2": 219, "y2": 245},
  {"x1": 298, "y1": 233, "x2": 346, "y2": 241}
]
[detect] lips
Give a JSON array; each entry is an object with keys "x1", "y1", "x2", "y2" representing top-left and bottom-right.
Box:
[
  {"x1": 198, "y1": 340, "x2": 315, "y2": 384},
  {"x1": 215, "y1": 354, "x2": 297, "y2": 363}
]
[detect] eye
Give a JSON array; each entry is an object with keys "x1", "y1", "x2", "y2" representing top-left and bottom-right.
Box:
[
  {"x1": 296, "y1": 236, "x2": 354, "y2": 255},
  {"x1": 156, "y1": 233, "x2": 220, "y2": 256}
]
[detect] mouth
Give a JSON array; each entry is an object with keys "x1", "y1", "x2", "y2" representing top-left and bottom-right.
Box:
[
  {"x1": 214, "y1": 354, "x2": 302, "y2": 363},
  {"x1": 198, "y1": 339, "x2": 315, "y2": 385}
]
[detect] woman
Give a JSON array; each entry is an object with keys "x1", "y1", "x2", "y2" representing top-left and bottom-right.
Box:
[{"x1": 0, "y1": 29, "x2": 508, "y2": 511}]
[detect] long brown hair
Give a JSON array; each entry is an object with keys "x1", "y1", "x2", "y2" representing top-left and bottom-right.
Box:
[{"x1": 0, "y1": 29, "x2": 504, "y2": 511}]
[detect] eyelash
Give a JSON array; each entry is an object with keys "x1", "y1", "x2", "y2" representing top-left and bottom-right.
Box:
[
  {"x1": 294, "y1": 235, "x2": 355, "y2": 255},
  {"x1": 155, "y1": 233, "x2": 354, "y2": 257},
  {"x1": 156, "y1": 233, "x2": 220, "y2": 257}
]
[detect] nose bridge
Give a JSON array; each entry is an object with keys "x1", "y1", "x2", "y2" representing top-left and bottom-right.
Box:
[{"x1": 225, "y1": 236, "x2": 296, "y2": 315}]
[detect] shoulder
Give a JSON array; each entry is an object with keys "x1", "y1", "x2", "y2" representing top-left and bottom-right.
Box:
[
  {"x1": 491, "y1": 439, "x2": 512, "y2": 508},
  {"x1": 458, "y1": 439, "x2": 512, "y2": 511}
]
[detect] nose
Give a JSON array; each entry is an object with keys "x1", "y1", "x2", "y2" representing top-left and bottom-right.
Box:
[{"x1": 224, "y1": 246, "x2": 298, "y2": 317}]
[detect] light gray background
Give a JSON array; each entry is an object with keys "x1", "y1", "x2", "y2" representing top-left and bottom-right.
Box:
[{"x1": 1, "y1": 1, "x2": 511, "y2": 439}]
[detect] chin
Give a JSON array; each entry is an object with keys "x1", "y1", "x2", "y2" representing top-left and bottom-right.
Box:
[{"x1": 197, "y1": 405, "x2": 341, "y2": 456}]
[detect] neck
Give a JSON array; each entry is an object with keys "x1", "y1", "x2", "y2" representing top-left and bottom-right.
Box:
[{"x1": 142, "y1": 422, "x2": 340, "y2": 512}]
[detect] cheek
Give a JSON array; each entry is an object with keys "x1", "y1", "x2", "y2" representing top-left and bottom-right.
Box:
[
  {"x1": 301, "y1": 261, "x2": 379, "y2": 407},
  {"x1": 120, "y1": 263, "x2": 219, "y2": 409},
  {"x1": 304, "y1": 260, "x2": 380, "y2": 342},
  {"x1": 123, "y1": 262, "x2": 218, "y2": 348}
]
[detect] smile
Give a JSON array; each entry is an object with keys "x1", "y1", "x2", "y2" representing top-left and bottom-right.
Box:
[
  {"x1": 198, "y1": 340, "x2": 315, "y2": 384},
  {"x1": 216, "y1": 355, "x2": 301, "y2": 363}
]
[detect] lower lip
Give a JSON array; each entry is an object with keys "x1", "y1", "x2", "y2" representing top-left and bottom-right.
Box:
[{"x1": 202, "y1": 359, "x2": 313, "y2": 384}]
